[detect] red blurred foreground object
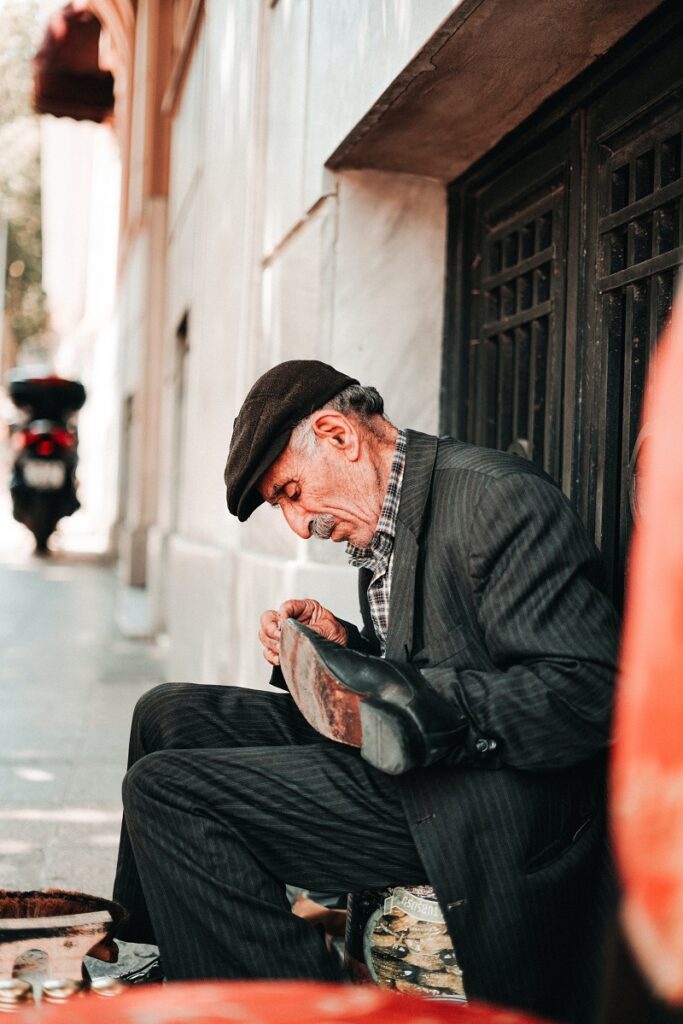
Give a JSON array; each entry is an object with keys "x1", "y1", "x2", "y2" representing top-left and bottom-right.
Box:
[
  {"x1": 9, "y1": 981, "x2": 553, "y2": 1023},
  {"x1": 613, "y1": 287, "x2": 683, "y2": 1006}
]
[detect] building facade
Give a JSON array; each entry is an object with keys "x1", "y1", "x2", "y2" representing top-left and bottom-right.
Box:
[{"x1": 59, "y1": 0, "x2": 681, "y2": 686}]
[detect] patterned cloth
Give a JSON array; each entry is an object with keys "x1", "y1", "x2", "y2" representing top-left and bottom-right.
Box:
[{"x1": 346, "y1": 429, "x2": 407, "y2": 653}]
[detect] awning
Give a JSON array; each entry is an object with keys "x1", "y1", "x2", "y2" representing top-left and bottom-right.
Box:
[{"x1": 33, "y1": 3, "x2": 114, "y2": 123}]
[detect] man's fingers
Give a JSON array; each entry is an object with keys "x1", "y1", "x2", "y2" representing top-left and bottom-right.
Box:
[
  {"x1": 262, "y1": 646, "x2": 280, "y2": 667},
  {"x1": 275, "y1": 599, "x2": 347, "y2": 645},
  {"x1": 259, "y1": 609, "x2": 282, "y2": 666},
  {"x1": 261, "y1": 620, "x2": 281, "y2": 641},
  {"x1": 260, "y1": 609, "x2": 282, "y2": 638},
  {"x1": 279, "y1": 598, "x2": 314, "y2": 622},
  {"x1": 258, "y1": 628, "x2": 279, "y2": 652}
]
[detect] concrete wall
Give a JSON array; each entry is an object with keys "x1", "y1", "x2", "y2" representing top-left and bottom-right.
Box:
[
  {"x1": 142, "y1": 0, "x2": 451, "y2": 684},
  {"x1": 158, "y1": 1, "x2": 265, "y2": 678},
  {"x1": 264, "y1": 0, "x2": 458, "y2": 249}
]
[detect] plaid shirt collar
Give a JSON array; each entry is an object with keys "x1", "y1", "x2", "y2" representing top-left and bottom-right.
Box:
[{"x1": 346, "y1": 429, "x2": 407, "y2": 569}]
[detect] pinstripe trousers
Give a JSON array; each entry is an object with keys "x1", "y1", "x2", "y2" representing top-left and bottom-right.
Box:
[{"x1": 113, "y1": 682, "x2": 428, "y2": 980}]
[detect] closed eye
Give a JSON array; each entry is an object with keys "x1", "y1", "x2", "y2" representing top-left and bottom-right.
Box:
[{"x1": 268, "y1": 482, "x2": 299, "y2": 508}]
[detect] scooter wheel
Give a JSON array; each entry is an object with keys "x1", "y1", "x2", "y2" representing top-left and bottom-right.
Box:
[{"x1": 30, "y1": 507, "x2": 55, "y2": 554}]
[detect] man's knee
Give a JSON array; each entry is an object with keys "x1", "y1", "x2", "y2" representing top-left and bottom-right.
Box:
[
  {"x1": 132, "y1": 681, "x2": 192, "y2": 725},
  {"x1": 122, "y1": 750, "x2": 170, "y2": 813},
  {"x1": 130, "y1": 682, "x2": 193, "y2": 748}
]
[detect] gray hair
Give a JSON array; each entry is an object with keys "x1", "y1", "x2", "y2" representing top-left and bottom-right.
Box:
[{"x1": 290, "y1": 383, "x2": 386, "y2": 455}]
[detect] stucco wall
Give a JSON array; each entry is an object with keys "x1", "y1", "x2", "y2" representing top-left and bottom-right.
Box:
[{"x1": 265, "y1": 0, "x2": 460, "y2": 248}]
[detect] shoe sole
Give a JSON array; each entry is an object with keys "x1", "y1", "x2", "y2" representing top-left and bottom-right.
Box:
[
  {"x1": 279, "y1": 619, "x2": 363, "y2": 748},
  {"x1": 280, "y1": 621, "x2": 418, "y2": 774}
]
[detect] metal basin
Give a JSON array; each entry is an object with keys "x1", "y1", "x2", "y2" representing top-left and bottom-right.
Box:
[{"x1": 0, "y1": 890, "x2": 127, "y2": 981}]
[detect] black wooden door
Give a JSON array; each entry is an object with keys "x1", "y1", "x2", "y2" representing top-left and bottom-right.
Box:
[{"x1": 583, "y1": 31, "x2": 683, "y2": 593}]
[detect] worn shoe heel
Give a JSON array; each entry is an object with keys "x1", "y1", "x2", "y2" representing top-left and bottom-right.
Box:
[
  {"x1": 360, "y1": 699, "x2": 423, "y2": 775},
  {"x1": 279, "y1": 618, "x2": 364, "y2": 746}
]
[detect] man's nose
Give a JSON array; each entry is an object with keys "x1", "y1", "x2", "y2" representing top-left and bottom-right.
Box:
[{"x1": 281, "y1": 504, "x2": 311, "y2": 539}]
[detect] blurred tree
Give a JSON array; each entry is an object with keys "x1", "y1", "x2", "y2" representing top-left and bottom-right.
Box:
[{"x1": 0, "y1": 0, "x2": 49, "y2": 352}]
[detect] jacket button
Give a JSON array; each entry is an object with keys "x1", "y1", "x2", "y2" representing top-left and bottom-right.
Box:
[{"x1": 475, "y1": 738, "x2": 497, "y2": 754}]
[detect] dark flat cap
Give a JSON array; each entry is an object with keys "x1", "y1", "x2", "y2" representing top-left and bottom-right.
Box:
[{"x1": 225, "y1": 360, "x2": 358, "y2": 521}]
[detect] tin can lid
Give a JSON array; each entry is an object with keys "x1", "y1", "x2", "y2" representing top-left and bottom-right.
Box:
[
  {"x1": 90, "y1": 976, "x2": 126, "y2": 997},
  {"x1": 0, "y1": 979, "x2": 34, "y2": 1004},
  {"x1": 41, "y1": 979, "x2": 84, "y2": 1002}
]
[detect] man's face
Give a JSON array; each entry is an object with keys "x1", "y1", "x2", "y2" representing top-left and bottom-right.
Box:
[{"x1": 258, "y1": 436, "x2": 380, "y2": 548}]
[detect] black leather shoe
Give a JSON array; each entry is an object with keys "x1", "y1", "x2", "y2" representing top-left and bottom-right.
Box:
[{"x1": 279, "y1": 619, "x2": 468, "y2": 774}]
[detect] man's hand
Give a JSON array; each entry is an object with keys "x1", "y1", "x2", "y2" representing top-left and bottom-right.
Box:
[{"x1": 259, "y1": 599, "x2": 348, "y2": 667}]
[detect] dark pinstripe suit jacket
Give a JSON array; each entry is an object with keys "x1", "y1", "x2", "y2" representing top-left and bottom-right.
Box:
[{"x1": 344, "y1": 430, "x2": 619, "y2": 1024}]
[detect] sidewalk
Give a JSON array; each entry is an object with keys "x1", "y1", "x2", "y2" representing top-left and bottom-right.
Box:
[{"x1": 0, "y1": 498, "x2": 166, "y2": 903}]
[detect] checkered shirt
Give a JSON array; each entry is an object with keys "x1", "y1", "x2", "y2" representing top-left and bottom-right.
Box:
[{"x1": 346, "y1": 429, "x2": 407, "y2": 653}]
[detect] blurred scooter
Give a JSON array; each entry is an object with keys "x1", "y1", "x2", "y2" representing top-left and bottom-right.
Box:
[{"x1": 7, "y1": 372, "x2": 86, "y2": 553}]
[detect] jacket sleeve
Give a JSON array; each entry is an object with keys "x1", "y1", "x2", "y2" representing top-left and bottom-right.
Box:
[{"x1": 422, "y1": 471, "x2": 619, "y2": 772}]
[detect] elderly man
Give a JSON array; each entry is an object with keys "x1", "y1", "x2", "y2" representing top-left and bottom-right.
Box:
[{"x1": 113, "y1": 360, "x2": 618, "y2": 1024}]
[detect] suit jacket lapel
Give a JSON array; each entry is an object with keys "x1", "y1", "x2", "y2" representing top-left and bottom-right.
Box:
[{"x1": 384, "y1": 430, "x2": 439, "y2": 661}]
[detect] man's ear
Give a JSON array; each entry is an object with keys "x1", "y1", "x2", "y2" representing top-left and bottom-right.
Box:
[{"x1": 310, "y1": 410, "x2": 360, "y2": 459}]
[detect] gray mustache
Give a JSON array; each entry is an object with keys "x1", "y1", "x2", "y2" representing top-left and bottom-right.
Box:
[{"x1": 310, "y1": 515, "x2": 336, "y2": 539}]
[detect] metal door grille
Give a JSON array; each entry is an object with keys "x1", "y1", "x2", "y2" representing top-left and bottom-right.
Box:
[
  {"x1": 593, "y1": 111, "x2": 683, "y2": 579},
  {"x1": 476, "y1": 189, "x2": 564, "y2": 471},
  {"x1": 444, "y1": 5, "x2": 683, "y2": 602}
]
